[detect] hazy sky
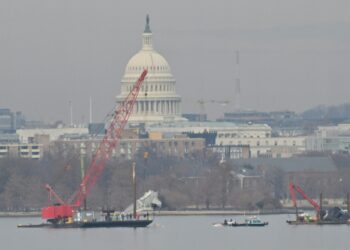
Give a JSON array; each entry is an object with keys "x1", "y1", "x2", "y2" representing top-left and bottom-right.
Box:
[{"x1": 1, "y1": 0, "x2": 349, "y2": 123}]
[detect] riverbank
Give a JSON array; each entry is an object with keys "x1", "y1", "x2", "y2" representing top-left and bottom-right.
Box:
[
  {"x1": 154, "y1": 209, "x2": 296, "y2": 216},
  {"x1": 0, "y1": 211, "x2": 41, "y2": 217},
  {"x1": 0, "y1": 209, "x2": 296, "y2": 218}
]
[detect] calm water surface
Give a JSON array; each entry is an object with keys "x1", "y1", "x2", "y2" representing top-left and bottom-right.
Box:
[{"x1": 2, "y1": 214, "x2": 350, "y2": 250}]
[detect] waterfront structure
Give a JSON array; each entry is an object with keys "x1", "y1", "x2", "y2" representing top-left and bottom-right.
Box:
[{"x1": 116, "y1": 15, "x2": 185, "y2": 124}]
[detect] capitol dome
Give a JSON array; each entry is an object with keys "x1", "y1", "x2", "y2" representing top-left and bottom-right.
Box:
[
  {"x1": 116, "y1": 15, "x2": 186, "y2": 124},
  {"x1": 124, "y1": 49, "x2": 172, "y2": 77}
]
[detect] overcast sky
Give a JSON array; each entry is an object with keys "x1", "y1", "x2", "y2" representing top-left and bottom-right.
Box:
[{"x1": 1, "y1": 0, "x2": 349, "y2": 123}]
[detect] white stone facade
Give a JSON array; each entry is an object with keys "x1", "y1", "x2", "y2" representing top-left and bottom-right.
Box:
[
  {"x1": 116, "y1": 16, "x2": 185, "y2": 124},
  {"x1": 17, "y1": 127, "x2": 88, "y2": 143},
  {"x1": 215, "y1": 128, "x2": 306, "y2": 158}
]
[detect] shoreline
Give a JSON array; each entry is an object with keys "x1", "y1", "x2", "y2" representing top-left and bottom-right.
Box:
[
  {"x1": 154, "y1": 209, "x2": 296, "y2": 216},
  {"x1": 0, "y1": 209, "x2": 297, "y2": 218}
]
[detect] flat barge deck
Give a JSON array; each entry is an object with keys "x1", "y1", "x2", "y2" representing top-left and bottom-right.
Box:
[
  {"x1": 18, "y1": 219, "x2": 152, "y2": 228},
  {"x1": 286, "y1": 220, "x2": 350, "y2": 225}
]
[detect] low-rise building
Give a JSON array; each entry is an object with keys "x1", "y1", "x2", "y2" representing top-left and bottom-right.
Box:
[
  {"x1": 209, "y1": 145, "x2": 250, "y2": 159},
  {"x1": 148, "y1": 121, "x2": 305, "y2": 158},
  {"x1": 306, "y1": 123, "x2": 350, "y2": 153},
  {"x1": 0, "y1": 143, "x2": 43, "y2": 159},
  {"x1": 50, "y1": 135, "x2": 205, "y2": 160},
  {"x1": 17, "y1": 127, "x2": 89, "y2": 143},
  {"x1": 235, "y1": 173, "x2": 263, "y2": 190}
]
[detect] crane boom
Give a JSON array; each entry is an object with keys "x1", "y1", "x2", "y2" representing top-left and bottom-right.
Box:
[
  {"x1": 289, "y1": 182, "x2": 320, "y2": 212},
  {"x1": 72, "y1": 69, "x2": 148, "y2": 207},
  {"x1": 45, "y1": 184, "x2": 65, "y2": 205},
  {"x1": 42, "y1": 69, "x2": 147, "y2": 220}
]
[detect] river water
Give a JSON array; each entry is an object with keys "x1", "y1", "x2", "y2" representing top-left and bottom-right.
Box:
[{"x1": 2, "y1": 214, "x2": 350, "y2": 250}]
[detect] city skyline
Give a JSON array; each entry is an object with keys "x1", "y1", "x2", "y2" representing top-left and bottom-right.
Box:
[{"x1": 1, "y1": 0, "x2": 349, "y2": 123}]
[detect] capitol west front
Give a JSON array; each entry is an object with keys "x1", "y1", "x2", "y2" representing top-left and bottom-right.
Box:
[{"x1": 116, "y1": 16, "x2": 185, "y2": 124}]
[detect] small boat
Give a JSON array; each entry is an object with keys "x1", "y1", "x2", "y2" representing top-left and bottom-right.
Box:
[{"x1": 223, "y1": 216, "x2": 268, "y2": 227}]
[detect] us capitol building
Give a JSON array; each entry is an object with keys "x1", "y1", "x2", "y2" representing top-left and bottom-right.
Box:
[
  {"x1": 116, "y1": 16, "x2": 186, "y2": 124},
  {"x1": 10, "y1": 16, "x2": 308, "y2": 161}
]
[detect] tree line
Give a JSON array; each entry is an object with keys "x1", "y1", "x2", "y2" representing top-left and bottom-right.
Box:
[{"x1": 1, "y1": 148, "x2": 350, "y2": 211}]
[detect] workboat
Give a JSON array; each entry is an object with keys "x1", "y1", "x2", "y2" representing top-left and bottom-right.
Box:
[
  {"x1": 223, "y1": 216, "x2": 268, "y2": 227},
  {"x1": 18, "y1": 210, "x2": 153, "y2": 229},
  {"x1": 287, "y1": 182, "x2": 350, "y2": 226},
  {"x1": 286, "y1": 211, "x2": 350, "y2": 225}
]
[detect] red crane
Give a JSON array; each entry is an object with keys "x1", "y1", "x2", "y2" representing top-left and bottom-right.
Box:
[
  {"x1": 289, "y1": 182, "x2": 321, "y2": 221},
  {"x1": 42, "y1": 69, "x2": 148, "y2": 222},
  {"x1": 289, "y1": 182, "x2": 320, "y2": 211}
]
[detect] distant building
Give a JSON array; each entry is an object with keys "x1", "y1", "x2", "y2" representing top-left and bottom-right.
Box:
[
  {"x1": 51, "y1": 136, "x2": 205, "y2": 160},
  {"x1": 218, "y1": 111, "x2": 272, "y2": 124},
  {"x1": 209, "y1": 145, "x2": 250, "y2": 159},
  {"x1": 219, "y1": 110, "x2": 300, "y2": 125},
  {"x1": 214, "y1": 123, "x2": 306, "y2": 158},
  {"x1": 0, "y1": 108, "x2": 16, "y2": 133},
  {"x1": 218, "y1": 136, "x2": 306, "y2": 158},
  {"x1": 148, "y1": 121, "x2": 271, "y2": 137},
  {"x1": 185, "y1": 131, "x2": 217, "y2": 146},
  {"x1": 147, "y1": 121, "x2": 305, "y2": 158},
  {"x1": 0, "y1": 143, "x2": 43, "y2": 159},
  {"x1": 0, "y1": 134, "x2": 19, "y2": 144},
  {"x1": 182, "y1": 113, "x2": 207, "y2": 122},
  {"x1": 235, "y1": 173, "x2": 263, "y2": 190},
  {"x1": 0, "y1": 108, "x2": 25, "y2": 146},
  {"x1": 88, "y1": 123, "x2": 105, "y2": 135},
  {"x1": 17, "y1": 127, "x2": 89, "y2": 143},
  {"x1": 306, "y1": 123, "x2": 350, "y2": 153}
]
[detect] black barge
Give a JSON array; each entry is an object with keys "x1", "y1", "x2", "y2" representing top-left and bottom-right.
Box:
[{"x1": 18, "y1": 219, "x2": 152, "y2": 228}]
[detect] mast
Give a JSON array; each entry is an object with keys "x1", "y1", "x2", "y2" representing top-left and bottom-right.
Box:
[
  {"x1": 347, "y1": 193, "x2": 349, "y2": 215},
  {"x1": 80, "y1": 143, "x2": 87, "y2": 210},
  {"x1": 319, "y1": 193, "x2": 323, "y2": 221},
  {"x1": 132, "y1": 161, "x2": 137, "y2": 219},
  {"x1": 89, "y1": 96, "x2": 93, "y2": 124}
]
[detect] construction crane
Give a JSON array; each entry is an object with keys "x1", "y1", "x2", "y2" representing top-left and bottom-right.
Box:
[
  {"x1": 289, "y1": 182, "x2": 321, "y2": 221},
  {"x1": 197, "y1": 99, "x2": 230, "y2": 121},
  {"x1": 41, "y1": 69, "x2": 148, "y2": 223}
]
